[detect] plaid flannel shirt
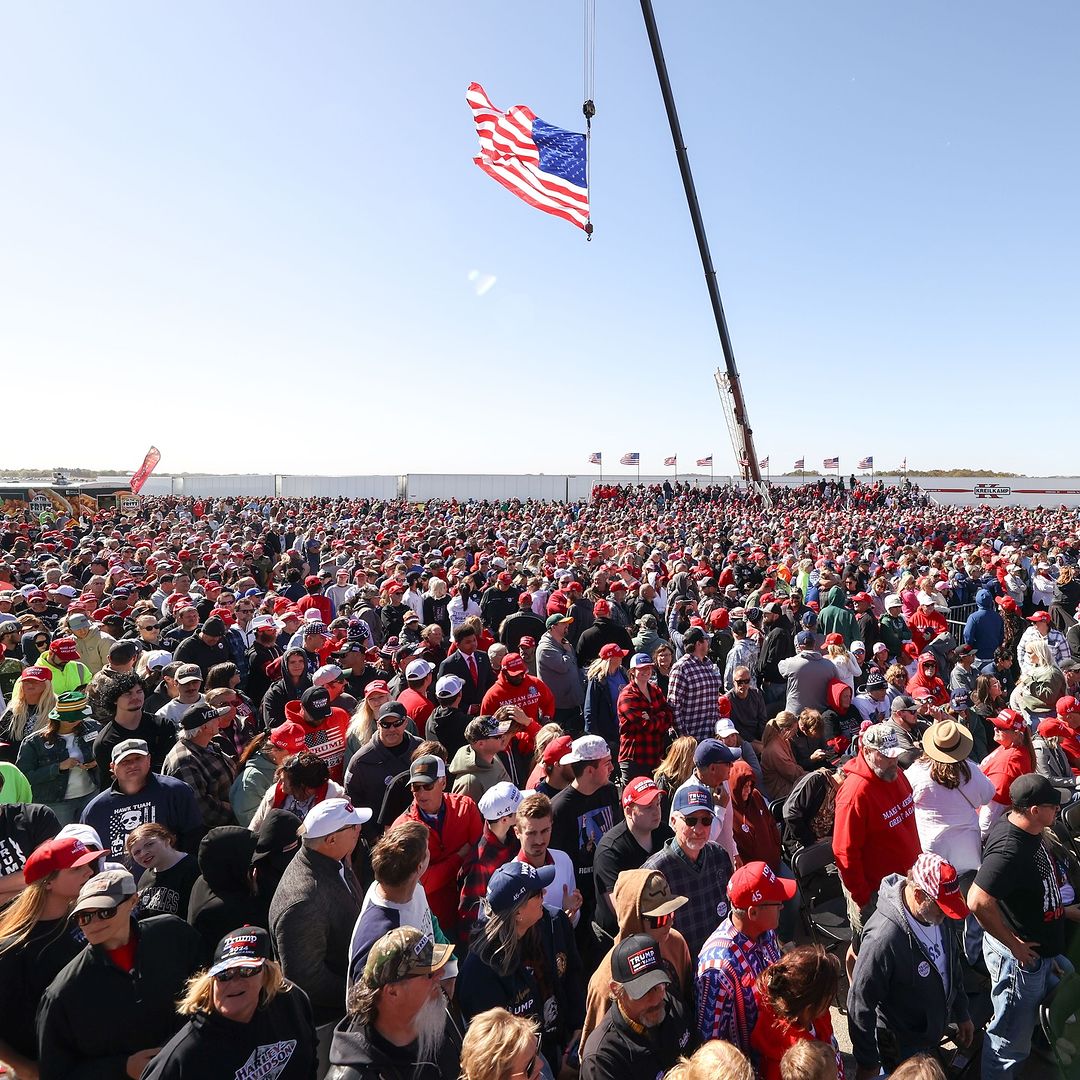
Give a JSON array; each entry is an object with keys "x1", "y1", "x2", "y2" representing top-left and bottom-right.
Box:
[
  {"x1": 457, "y1": 825, "x2": 520, "y2": 946},
  {"x1": 641, "y1": 838, "x2": 733, "y2": 960},
  {"x1": 162, "y1": 737, "x2": 236, "y2": 828},
  {"x1": 696, "y1": 915, "x2": 781, "y2": 1053},
  {"x1": 668, "y1": 654, "x2": 723, "y2": 741},
  {"x1": 617, "y1": 679, "x2": 675, "y2": 770}
]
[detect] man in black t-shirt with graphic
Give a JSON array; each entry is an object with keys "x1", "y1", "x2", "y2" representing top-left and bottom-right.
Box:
[
  {"x1": 969, "y1": 773, "x2": 1069, "y2": 1080},
  {"x1": 550, "y1": 734, "x2": 619, "y2": 968}
]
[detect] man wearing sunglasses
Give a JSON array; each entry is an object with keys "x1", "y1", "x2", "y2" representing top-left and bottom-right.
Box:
[
  {"x1": 848, "y1": 852, "x2": 973, "y2": 1080},
  {"x1": 36, "y1": 868, "x2": 203, "y2": 1080},
  {"x1": 968, "y1": 774, "x2": 1070, "y2": 1080},
  {"x1": 581, "y1": 933, "x2": 696, "y2": 1080},
  {"x1": 392, "y1": 754, "x2": 482, "y2": 943},
  {"x1": 345, "y1": 700, "x2": 422, "y2": 848},
  {"x1": 329, "y1": 926, "x2": 459, "y2": 1080},
  {"x1": 642, "y1": 784, "x2": 734, "y2": 960},
  {"x1": 697, "y1": 860, "x2": 796, "y2": 1054}
]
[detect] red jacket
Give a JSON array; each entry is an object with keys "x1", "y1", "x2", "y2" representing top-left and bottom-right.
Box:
[
  {"x1": 295, "y1": 595, "x2": 333, "y2": 624},
  {"x1": 393, "y1": 792, "x2": 483, "y2": 937},
  {"x1": 481, "y1": 672, "x2": 556, "y2": 724},
  {"x1": 981, "y1": 743, "x2": 1034, "y2": 805},
  {"x1": 283, "y1": 700, "x2": 350, "y2": 784},
  {"x1": 832, "y1": 751, "x2": 920, "y2": 908},
  {"x1": 751, "y1": 996, "x2": 844, "y2": 1080},
  {"x1": 481, "y1": 673, "x2": 555, "y2": 759},
  {"x1": 398, "y1": 688, "x2": 435, "y2": 737}
]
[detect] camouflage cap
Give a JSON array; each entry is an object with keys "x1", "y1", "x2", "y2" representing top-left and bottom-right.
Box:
[{"x1": 362, "y1": 926, "x2": 453, "y2": 990}]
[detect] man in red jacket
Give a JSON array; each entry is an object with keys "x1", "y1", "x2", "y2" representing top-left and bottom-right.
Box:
[
  {"x1": 392, "y1": 754, "x2": 483, "y2": 941},
  {"x1": 832, "y1": 723, "x2": 920, "y2": 961}
]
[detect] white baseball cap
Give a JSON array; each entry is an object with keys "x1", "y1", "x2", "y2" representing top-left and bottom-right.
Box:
[
  {"x1": 313, "y1": 664, "x2": 344, "y2": 687},
  {"x1": 560, "y1": 734, "x2": 611, "y2": 765},
  {"x1": 435, "y1": 674, "x2": 464, "y2": 699},
  {"x1": 715, "y1": 716, "x2": 738, "y2": 737},
  {"x1": 297, "y1": 798, "x2": 373, "y2": 839},
  {"x1": 478, "y1": 781, "x2": 523, "y2": 821},
  {"x1": 144, "y1": 650, "x2": 173, "y2": 671},
  {"x1": 406, "y1": 659, "x2": 433, "y2": 680}
]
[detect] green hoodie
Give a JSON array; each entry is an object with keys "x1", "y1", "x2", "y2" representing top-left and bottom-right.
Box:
[
  {"x1": 448, "y1": 744, "x2": 509, "y2": 803},
  {"x1": 817, "y1": 586, "x2": 859, "y2": 646}
]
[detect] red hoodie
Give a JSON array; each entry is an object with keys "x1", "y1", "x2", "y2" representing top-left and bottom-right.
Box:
[{"x1": 832, "y1": 751, "x2": 920, "y2": 908}]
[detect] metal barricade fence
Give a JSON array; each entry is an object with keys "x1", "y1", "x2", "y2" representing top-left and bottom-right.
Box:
[{"x1": 947, "y1": 603, "x2": 977, "y2": 645}]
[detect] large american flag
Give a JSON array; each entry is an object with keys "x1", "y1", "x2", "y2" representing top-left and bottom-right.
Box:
[
  {"x1": 858, "y1": 455, "x2": 873, "y2": 470},
  {"x1": 620, "y1": 452, "x2": 640, "y2": 466},
  {"x1": 823, "y1": 457, "x2": 839, "y2": 469},
  {"x1": 664, "y1": 456, "x2": 677, "y2": 466},
  {"x1": 697, "y1": 455, "x2": 713, "y2": 467},
  {"x1": 588, "y1": 452, "x2": 602, "y2": 465},
  {"x1": 467, "y1": 83, "x2": 590, "y2": 230},
  {"x1": 793, "y1": 457, "x2": 805, "y2": 470}
]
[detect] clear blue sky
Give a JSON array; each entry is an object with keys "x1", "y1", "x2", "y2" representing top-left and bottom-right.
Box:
[{"x1": 1, "y1": 2, "x2": 1075, "y2": 477}]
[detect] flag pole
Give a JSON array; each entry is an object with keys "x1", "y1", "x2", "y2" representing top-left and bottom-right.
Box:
[
  {"x1": 636, "y1": 460, "x2": 640, "y2": 484},
  {"x1": 639, "y1": 0, "x2": 762, "y2": 484}
]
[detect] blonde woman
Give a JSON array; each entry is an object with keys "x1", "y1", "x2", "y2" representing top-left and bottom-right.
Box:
[
  {"x1": 0, "y1": 666, "x2": 58, "y2": 759},
  {"x1": 653, "y1": 735, "x2": 698, "y2": 820},
  {"x1": 666, "y1": 1040, "x2": 755, "y2": 1080},
  {"x1": 346, "y1": 680, "x2": 392, "y2": 758},
  {"x1": 0, "y1": 836, "x2": 100, "y2": 1075},
  {"x1": 142, "y1": 927, "x2": 316, "y2": 1080},
  {"x1": 761, "y1": 712, "x2": 806, "y2": 801},
  {"x1": 824, "y1": 636, "x2": 861, "y2": 692},
  {"x1": 460, "y1": 1007, "x2": 541, "y2": 1080},
  {"x1": 583, "y1": 646, "x2": 629, "y2": 756}
]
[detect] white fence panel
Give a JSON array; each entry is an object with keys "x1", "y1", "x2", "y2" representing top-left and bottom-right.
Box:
[
  {"x1": 176, "y1": 475, "x2": 276, "y2": 497},
  {"x1": 278, "y1": 475, "x2": 400, "y2": 499}
]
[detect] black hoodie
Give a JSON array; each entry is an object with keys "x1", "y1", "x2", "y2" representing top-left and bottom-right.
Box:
[
  {"x1": 326, "y1": 1009, "x2": 462, "y2": 1080},
  {"x1": 187, "y1": 826, "x2": 263, "y2": 958},
  {"x1": 142, "y1": 981, "x2": 318, "y2": 1080}
]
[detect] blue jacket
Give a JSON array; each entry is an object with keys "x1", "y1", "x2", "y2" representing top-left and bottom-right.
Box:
[{"x1": 963, "y1": 589, "x2": 1004, "y2": 660}]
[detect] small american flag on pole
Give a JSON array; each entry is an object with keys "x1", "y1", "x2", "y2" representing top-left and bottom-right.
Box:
[
  {"x1": 759, "y1": 456, "x2": 769, "y2": 470},
  {"x1": 823, "y1": 457, "x2": 839, "y2": 469},
  {"x1": 664, "y1": 456, "x2": 677, "y2": 467},
  {"x1": 467, "y1": 83, "x2": 590, "y2": 231},
  {"x1": 793, "y1": 457, "x2": 805, "y2": 470},
  {"x1": 620, "y1": 452, "x2": 640, "y2": 466},
  {"x1": 738, "y1": 457, "x2": 750, "y2": 468},
  {"x1": 858, "y1": 455, "x2": 873, "y2": 470},
  {"x1": 901, "y1": 457, "x2": 907, "y2": 471},
  {"x1": 697, "y1": 455, "x2": 713, "y2": 467},
  {"x1": 588, "y1": 452, "x2": 602, "y2": 465}
]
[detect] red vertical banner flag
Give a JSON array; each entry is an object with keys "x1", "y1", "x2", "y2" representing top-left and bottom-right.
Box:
[{"x1": 130, "y1": 446, "x2": 161, "y2": 494}]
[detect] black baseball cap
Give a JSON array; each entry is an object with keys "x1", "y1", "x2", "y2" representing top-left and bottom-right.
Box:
[
  {"x1": 1010, "y1": 773, "x2": 1062, "y2": 809},
  {"x1": 300, "y1": 685, "x2": 332, "y2": 721},
  {"x1": 180, "y1": 703, "x2": 229, "y2": 731},
  {"x1": 611, "y1": 933, "x2": 671, "y2": 999},
  {"x1": 208, "y1": 926, "x2": 272, "y2": 978}
]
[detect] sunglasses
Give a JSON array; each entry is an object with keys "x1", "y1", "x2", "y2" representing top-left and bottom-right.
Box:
[
  {"x1": 75, "y1": 905, "x2": 121, "y2": 927},
  {"x1": 378, "y1": 717, "x2": 407, "y2": 730},
  {"x1": 34, "y1": 638, "x2": 49, "y2": 647},
  {"x1": 644, "y1": 911, "x2": 674, "y2": 928},
  {"x1": 410, "y1": 781, "x2": 436, "y2": 791},
  {"x1": 681, "y1": 814, "x2": 713, "y2": 829},
  {"x1": 214, "y1": 963, "x2": 264, "y2": 983},
  {"x1": 733, "y1": 678, "x2": 750, "y2": 685}
]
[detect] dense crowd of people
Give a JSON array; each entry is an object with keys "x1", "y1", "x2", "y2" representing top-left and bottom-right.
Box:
[{"x1": 0, "y1": 479, "x2": 1078, "y2": 1080}]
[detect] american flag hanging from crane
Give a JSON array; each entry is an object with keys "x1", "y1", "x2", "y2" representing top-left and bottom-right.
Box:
[{"x1": 466, "y1": 83, "x2": 590, "y2": 231}]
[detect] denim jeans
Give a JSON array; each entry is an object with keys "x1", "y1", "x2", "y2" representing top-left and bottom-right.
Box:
[{"x1": 981, "y1": 931, "x2": 1073, "y2": 1080}]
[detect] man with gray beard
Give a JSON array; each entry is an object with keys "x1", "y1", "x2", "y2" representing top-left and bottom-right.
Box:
[{"x1": 326, "y1": 927, "x2": 461, "y2": 1080}]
